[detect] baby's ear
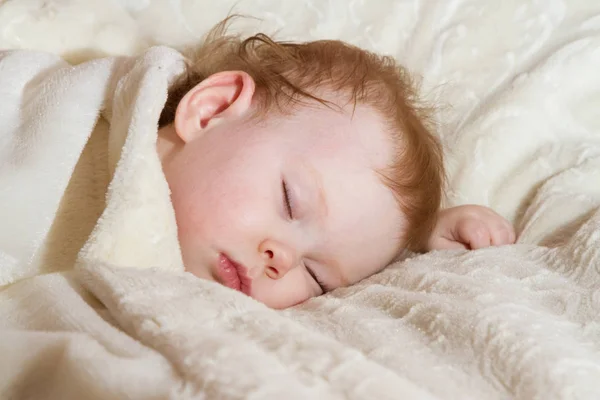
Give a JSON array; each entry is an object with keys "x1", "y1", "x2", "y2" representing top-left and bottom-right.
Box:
[{"x1": 174, "y1": 71, "x2": 255, "y2": 143}]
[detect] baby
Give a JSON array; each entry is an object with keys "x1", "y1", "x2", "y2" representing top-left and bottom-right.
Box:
[{"x1": 155, "y1": 24, "x2": 516, "y2": 309}]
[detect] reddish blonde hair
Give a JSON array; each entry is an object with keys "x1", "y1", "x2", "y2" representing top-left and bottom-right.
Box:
[{"x1": 159, "y1": 19, "x2": 444, "y2": 253}]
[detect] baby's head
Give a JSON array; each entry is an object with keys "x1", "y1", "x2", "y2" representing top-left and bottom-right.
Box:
[{"x1": 156, "y1": 23, "x2": 444, "y2": 308}]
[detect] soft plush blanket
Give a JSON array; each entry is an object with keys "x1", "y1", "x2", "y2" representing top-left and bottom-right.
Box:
[{"x1": 1, "y1": 0, "x2": 600, "y2": 399}]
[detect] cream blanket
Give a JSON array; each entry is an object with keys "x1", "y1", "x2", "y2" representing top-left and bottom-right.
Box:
[{"x1": 1, "y1": 1, "x2": 600, "y2": 399}]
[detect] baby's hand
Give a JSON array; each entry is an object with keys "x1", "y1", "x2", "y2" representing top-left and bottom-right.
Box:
[{"x1": 427, "y1": 205, "x2": 516, "y2": 251}]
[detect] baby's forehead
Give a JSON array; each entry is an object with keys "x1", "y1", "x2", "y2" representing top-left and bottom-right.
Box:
[{"x1": 301, "y1": 102, "x2": 395, "y2": 170}]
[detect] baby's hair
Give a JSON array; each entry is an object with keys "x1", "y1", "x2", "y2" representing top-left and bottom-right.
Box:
[{"x1": 160, "y1": 17, "x2": 444, "y2": 254}]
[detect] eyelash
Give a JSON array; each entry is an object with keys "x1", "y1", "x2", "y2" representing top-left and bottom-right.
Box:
[
  {"x1": 282, "y1": 180, "x2": 294, "y2": 219},
  {"x1": 305, "y1": 262, "x2": 327, "y2": 293},
  {"x1": 282, "y1": 181, "x2": 326, "y2": 293}
]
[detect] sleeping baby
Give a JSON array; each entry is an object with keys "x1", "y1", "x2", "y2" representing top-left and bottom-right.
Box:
[
  {"x1": 0, "y1": 21, "x2": 515, "y2": 310},
  {"x1": 153, "y1": 23, "x2": 516, "y2": 308}
]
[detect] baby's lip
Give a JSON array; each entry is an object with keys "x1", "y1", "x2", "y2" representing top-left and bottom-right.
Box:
[{"x1": 216, "y1": 253, "x2": 252, "y2": 296}]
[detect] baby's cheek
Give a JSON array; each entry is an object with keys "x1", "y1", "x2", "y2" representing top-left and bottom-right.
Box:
[{"x1": 251, "y1": 272, "x2": 315, "y2": 309}]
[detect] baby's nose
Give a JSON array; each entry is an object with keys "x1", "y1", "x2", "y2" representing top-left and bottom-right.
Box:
[{"x1": 259, "y1": 239, "x2": 297, "y2": 280}]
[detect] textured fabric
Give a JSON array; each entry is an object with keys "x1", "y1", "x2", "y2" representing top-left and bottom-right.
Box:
[
  {"x1": 0, "y1": 50, "x2": 113, "y2": 285},
  {"x1": 0, "y1": 46, "x2": 188, "y2": 399},
  {"x1": 1, "y1": 1, "x2": 600, "y2": 399}
]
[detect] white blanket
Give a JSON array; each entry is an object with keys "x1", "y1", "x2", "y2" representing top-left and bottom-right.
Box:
[{"x1": 1, "y1": 1, "x2": 600, "y2": 399}]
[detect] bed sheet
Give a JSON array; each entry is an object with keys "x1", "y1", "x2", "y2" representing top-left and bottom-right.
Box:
[{"x1": 2, "y1": 1, "x2": 600, "y2": 399}]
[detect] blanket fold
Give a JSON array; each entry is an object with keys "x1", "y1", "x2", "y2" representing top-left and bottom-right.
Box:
[
  {"x1": 2, "y1": 1, "x2": 600, "y2": 398},
  {"x1": 0, "y1": 50, "x2": 113, "y2": 285},
  {"x1": 0, "y1": 46, "x2": 189, "y2": 399}
]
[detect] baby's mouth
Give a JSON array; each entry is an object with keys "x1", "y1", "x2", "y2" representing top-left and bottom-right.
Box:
[{"x1": 216, "y1": 254, "x2": 252, "y2": 296}]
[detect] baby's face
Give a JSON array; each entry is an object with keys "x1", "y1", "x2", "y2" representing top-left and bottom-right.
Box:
[{"x1": 159, "y1": 90, "x2": 403, "y2": 308}]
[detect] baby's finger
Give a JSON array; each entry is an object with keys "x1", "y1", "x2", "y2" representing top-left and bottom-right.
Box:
[
  {"x1": 431, "y1": 237, "x2": 469, "y2": 251},
  {"x1": 509, "y1": 228, "x2": 517, "y2": 243},
  {"x1": 457, "y1": 219, "x2": 492, "y2": 249},
  {"x1": 489, "y1": 224, "x2": 511, "y2": 246},
  {"x1": 492, "y1": 217, "x2": 516, "y2": 245},
  {"x1": 506, "y1": 221, "x2": 517, "y2": 243}
]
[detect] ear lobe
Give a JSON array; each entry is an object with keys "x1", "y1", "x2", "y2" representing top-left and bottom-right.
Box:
[{"x1": 173, "y1": 70, "x2": 255, "y2": 143}]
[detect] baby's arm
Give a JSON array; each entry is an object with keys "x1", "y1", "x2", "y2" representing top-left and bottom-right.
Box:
[{"x1": 427, "y1": 205, "x2": 516, "y2": 250}]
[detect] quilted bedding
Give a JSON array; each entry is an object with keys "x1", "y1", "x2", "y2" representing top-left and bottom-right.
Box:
[{"x1": 1, "y1": 1, "x2": 600, "y2": 399}]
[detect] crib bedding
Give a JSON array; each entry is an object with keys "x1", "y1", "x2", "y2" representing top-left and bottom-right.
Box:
[{"x1": 1, "y1": 1, "x2": 600, "y2": 399}]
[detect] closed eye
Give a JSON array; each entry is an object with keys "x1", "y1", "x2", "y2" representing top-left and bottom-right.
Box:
[
  {"x1": 305, "y1": 263, "x2": 328, "y2": 294},
  {"x1": 282, "y1": 179, "x2": 294, "y2": 219}
]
